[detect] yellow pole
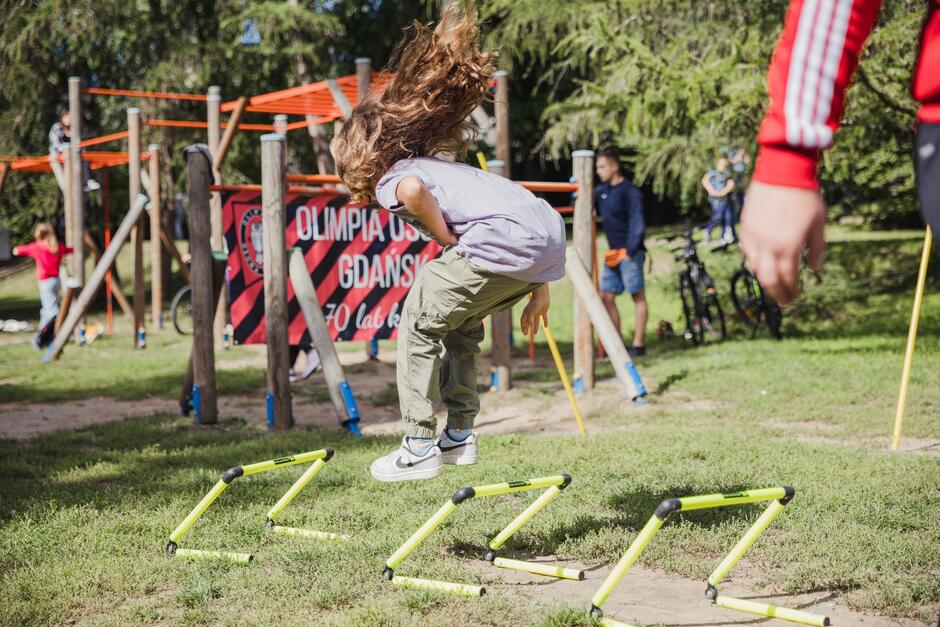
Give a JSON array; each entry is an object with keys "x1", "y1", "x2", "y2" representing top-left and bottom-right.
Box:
[
  {"x1": 677, "y1": 487, "x2": 786, "y2": 512},
  {"x1": 489, "y1": 486, "x2": 561, "y2": 549},
  {"x1": 269, "y1": 526, "x2": 348, "y2": 541},
  {"x1": 386, "y1": 500, "x2": 458, "y2": 569},
  {"x1": 715, "y1": 596, "x2": 829, "y2": 626},
  {"x1": 708, "y1": 500, "x2": 785, "y2": 586},
  {"x1": 391, "y1": 575, "x2": 484, "y2": 597},
  {"x1": 544, "y1": 324, "x2": 588, "y2": 434},
  {"x1": 492, "y1": 557, "x2": 584, "y2": 580},
  {"x1": 174, "y1": 548, "x2": 253, "y2": 563},
  {"x1": 169, "y1": 479, "x2": 230, "y2": 543},
  {"x1": 476, "y1": 151, "x2": 489, "y2": 170},
  {"x1": 591, "y1": 514, "x2": 665, "y2": 608},
  {"x1": 472, "y1": 474, "x2": 567, "y2": 498},
  {"x1": 893, "y1": 227, "x2": 932, "y2": 452},
  {"x1": 266, "y1": 458, "x2": 327, "y2": 521},
  {"x1": 241, "y1": 449, "x2": 328, "y2": 475}
]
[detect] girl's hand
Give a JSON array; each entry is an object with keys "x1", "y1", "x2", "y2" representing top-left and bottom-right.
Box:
[{"x1": 520, "y1": 284, "x2": 550, "y2": 335}]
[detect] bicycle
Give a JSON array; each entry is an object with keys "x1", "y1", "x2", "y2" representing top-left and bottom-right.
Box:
[
  {"x1": 725, "y1": 252, "x2": 783, "y2": 340},
  {"x1": 665, "y1": 225, "x2": 726, "y2": 345},
  {"x1": 170, "y1": 284, "x2": 193, "y2": 335}
]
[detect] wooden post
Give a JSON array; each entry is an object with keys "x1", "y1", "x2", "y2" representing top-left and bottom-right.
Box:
[
  {"x1": 148, "y1": 145, "x2": 163, "y2": 327},
  {"x1": 62, "y1": 144, "x2": 73, "y2": 270},
  {"x1": 494, "y1": 71, "x2": 511, "y2": 178},
  {"x1": 355, "y1": 57, "x2": 371, "y2": 103},
  {"x1": 486, "y1": 158, "x2": 512, "y2": 392},
  {"x1": 566, "y1": 248, "x2": 646, "y2": 401},
  {"x1": 185, "y1": 147, "x2": 219, "y2": 423},
  {"x1": 180, "y1": 253, "x2": 225, "y2": 417},
  {"x1": 206, "y1": 86, "x2": 222, "y2": 250},
  {"x1": 289, "y1": 248, "x2": 349, "y2": 424},
  {"x1": 159, "y1": 224, "x2": 192, "y2": 284},
  {"x1": 103, "y1": 168, "x2": 113, "y2": 333},
  {"x1": 128, "y1": 107, "x2": 145, "y2": 347},
  {"x1": 45, "y1": 194, "x2": 149, "y2": 363},
  {"x1": 262, "y1": 134, "x2": 294, "y2": 430},
  {"x1": 572, "y1": 149, "x2": 596, "y2": 391},
  {"x1": 274, "y1": 114, "x2": 288, "y2": 137},
  {"x1": 68, "y1": 77, "x2": 84, "y2": 293}
]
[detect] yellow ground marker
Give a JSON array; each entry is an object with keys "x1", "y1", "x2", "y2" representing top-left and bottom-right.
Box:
[
  {"x1": 589, "y1": 486, "x2": 828, "y2": 626},
  {"x1": 383, "y1": 474, "x2": 580, "y2": 593},
  {"x1": 166, "y1": 448, "x2": 342, "y2": 561}
]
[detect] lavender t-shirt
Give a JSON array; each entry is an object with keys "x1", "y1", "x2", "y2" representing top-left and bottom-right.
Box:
[{"x1": 375, "y1": 157, "x2": 566, "y2": 283}]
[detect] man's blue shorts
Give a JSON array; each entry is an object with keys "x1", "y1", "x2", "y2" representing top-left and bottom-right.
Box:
[{"x1": 600, "y1": 250, "x2": 646, "y2": 295}]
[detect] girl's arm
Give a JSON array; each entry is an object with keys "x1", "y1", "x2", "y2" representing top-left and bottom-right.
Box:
[{"x1": 395, "y1": 176, "x2": 458, "y2": 246}]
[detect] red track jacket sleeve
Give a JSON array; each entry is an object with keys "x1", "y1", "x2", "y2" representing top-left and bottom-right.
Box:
[{"x1": 753, "y1": 0, "x2": 884, "y2": 189}]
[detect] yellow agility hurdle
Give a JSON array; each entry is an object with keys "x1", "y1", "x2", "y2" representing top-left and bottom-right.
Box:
[
  {"x1": 590, "y1": 486, "x2": 830, "y2": 627},
  {"x1": 167, "y1": 448, "x2": 344, "y2": 562},
  {"x1": 383, "y1": 474, "x2": 583, "y2": 595}
]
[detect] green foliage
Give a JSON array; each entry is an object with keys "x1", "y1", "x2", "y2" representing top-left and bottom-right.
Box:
[
  {"x1": 0, "y1": 0, "x2": 431, "y2": 242},
  {"x1": 483, "y1": 0, "x2": 921, "y2": 225}
]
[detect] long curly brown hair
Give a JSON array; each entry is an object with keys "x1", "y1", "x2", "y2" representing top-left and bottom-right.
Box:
[{"x1": 331, "y1": 1, "x2": 495, "y2": 201}]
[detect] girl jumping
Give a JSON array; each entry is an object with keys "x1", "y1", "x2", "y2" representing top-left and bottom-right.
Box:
[{"x1": 331, "y1": 3, "x2": 566, "y2": 482}]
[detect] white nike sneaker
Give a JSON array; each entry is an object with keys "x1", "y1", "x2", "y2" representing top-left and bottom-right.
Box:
[
  {"x1": 370, "y1": 437, "x2": 443, "y2": 482},
  {"x1": 437, "y1": 429, "x2": 478, "y2": 465}
]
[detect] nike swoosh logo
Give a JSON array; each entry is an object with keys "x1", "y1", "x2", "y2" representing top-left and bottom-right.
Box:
[
  {"x1": 395, "y1": 455, "x2": 437, "y2": 469},
  {"x1": 438, "y1": 442, "x2": 467, "y2": 452}
]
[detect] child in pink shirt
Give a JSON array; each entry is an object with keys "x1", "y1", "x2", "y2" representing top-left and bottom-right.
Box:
[{"x1": 13, "y1": 222, "x2": 72, "y2": 348}]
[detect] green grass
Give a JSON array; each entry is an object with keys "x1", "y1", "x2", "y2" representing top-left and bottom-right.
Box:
[{"x1": 2, "y1": 227, "x2": 940, "y2": 624}]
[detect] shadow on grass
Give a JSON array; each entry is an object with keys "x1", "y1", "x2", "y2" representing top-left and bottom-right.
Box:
[
  {"x1": 0, "y1": 414, "x2": 397, "y2": 520},
  {"x1": 0, "y1": 367, "x2": 266, "y2": 404}
]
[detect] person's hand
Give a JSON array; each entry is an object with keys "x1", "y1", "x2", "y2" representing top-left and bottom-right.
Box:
[
  {"x1": 740, "y1": 181, "x2": 825, "y2": 305},
  {"x1": 443, "y1": 229, "x2": 458, "y2": 247},
  {"x1": 520, "y1": 284, "x2": 550, "y2": 335}
]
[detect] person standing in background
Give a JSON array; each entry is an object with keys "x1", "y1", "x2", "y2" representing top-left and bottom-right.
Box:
[
  {"x1": 13, "y1": 222, "x2": 72, "y2": 349},
  {"x1": 594, "y1": 148, "x2": 648, "y2": 357},
  {"x1": 701, "y1": 156, "x2": 736, "y2": 244}
]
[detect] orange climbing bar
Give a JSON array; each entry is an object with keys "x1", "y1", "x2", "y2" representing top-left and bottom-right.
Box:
[
  {"x1": 79, "y1": 131, "x2": 130, "y2": 148},
  {"x1": 147, "y1": 119, "x2": 276, "y2": 132},
  {"x1": 84, "y1": 87, "x2": 208, "y2": 102},
  {"x1": 515, "y1": 181, "x2": 577, "y2": 193}
]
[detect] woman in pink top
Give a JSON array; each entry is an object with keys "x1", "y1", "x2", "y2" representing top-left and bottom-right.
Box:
[{"x1": 13, "y1": 222, "x2": 72, "y2": 348}]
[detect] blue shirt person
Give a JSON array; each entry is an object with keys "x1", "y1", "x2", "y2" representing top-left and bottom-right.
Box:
[{"x1": 593, "y1": 148, "x2": 648, "y2": 357}]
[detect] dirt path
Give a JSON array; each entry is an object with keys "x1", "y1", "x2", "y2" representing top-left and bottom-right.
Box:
[{"x1": 489, "y1": 557, "x2": 926, "y2": 626}]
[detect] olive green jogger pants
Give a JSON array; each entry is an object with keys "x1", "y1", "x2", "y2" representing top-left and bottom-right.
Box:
[{"x1": 397, "y1": 247, "x2": 541, "y2": 438}]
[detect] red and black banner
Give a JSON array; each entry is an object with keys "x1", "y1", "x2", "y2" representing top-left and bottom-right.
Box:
[{"x1": 223, "y1": 190, "x2": 442, "y2": 345}]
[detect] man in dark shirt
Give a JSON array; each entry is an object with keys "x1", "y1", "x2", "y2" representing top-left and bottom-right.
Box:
[{"x1": 593, "y1": 148, "x2": 647, "y2": 357}]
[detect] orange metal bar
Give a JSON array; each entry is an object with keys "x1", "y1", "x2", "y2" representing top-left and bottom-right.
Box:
[
  {"x1": 209, "y1": 183, "x2": 333, "y2": 194},
  {"x1": 146, "y1": 119, "x2": 276, "y2": 131},
  {"x1": 84, "y1": 87, "x2": 208, "y2": 102},
  {"x1": 79, "y1": 131, "x2": 130, "y2": 148},
  {"x1": 515, "y1": 181, "x2": 578, "y2": 193}
]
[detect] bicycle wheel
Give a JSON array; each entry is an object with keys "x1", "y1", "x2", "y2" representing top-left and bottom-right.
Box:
[
  {"x1": 762, "y1": 291, "x2": 784, "y2": 340},
  {"x1": 171, "y1": 285, "x2": 193, "y2": 335},
  {"x1": 697, "y1": 273, "x2": 726, "y2": 342},
  {"x1": 730, "y1": 269, "x2": 763, "y2": 333},
  {"x1": 679, "y1": 271, "x2": 702, "y2": 345}
]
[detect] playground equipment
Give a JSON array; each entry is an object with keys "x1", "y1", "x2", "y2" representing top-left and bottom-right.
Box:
[
  {"x1": 289, "y1": 247, "x2": 363, "y2": 437},
  {"x1": 589, "y1": 486, "x2": 829, "y2": 627},
  {"x1": 543, "y1": 322, "x2": 588, "y2": 434},
  {"x1": 566, "y1": 248, "x2": 648, "y2": 402},
  {"x1": 383, "y1": 474, "x2": 582, "y2": 596},
  {"x1": 892, "y1": 227, "x2": 932, "y2": 451},
  {"x1": 167, "y1": 448, "x2": 342, "y2": 563}
]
